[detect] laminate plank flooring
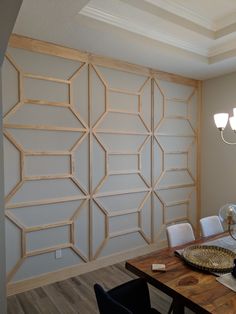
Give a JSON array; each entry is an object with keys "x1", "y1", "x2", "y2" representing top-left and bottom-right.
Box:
[{"x1": 7, "y1": 262, "x2": 194, "y2": 314}]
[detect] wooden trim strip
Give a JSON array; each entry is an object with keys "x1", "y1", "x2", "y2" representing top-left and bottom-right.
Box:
[
  {"x1": 164, "y1": 167, "x2": 188, "y2": 172},
  {"x1": 138, "y1": 229, "x2": 151, "y2": 244},
  {"x1": 24, "y1": 174, "x2": 71, "y2": 181},
  {"x1": 95, "y1": 129, "x2": 151, "y2": 135},
  {"x1": 7, "y1": 258, "x2": 26, "y2": 283},
  {"x1": 165, "y1": 97, "x2": 188, "y2": 102},
  {"x1": 90, "y1": 64, "x2": 108, "y2": 89},
  {"x1": 139, "y1": 76, "x2": 151, "y2": 93},
  {"x1": 25, "y1": 221, "x2": 73, "y2": 233},
  {"x1": 109, "y1": 208, "x2": 138, "y2": 217},
  {"x1": 88, "y1": 63, "x2": 93, "y2": 261},
  {"x1": 3, "y1": 101, "x2": 22, "y2": 120},
  {"x1": 24, "y1": 151, "x2": 71, "y2": 156},
  {"x1": 110, "y1": 227, "x2": 141, "y2": 238},
  {"x1": 70, "y1": 177, "x2": 88, "y2": 197},
  {"x1": 70, "y1": 131, "x2": 89, "y2": 152},
  {"x1": 4, "y1": 123, "x2": 86, "y2": 132},
  {"x1": 70, "y1": 199, "x2": 88, "y2": 220},
  {"x1": 165, "y1": 151, "x2": 188, "y2": 155},
  {"x1": 9, "y1": 34, "x2": 88, "y2": 62},
  {"x1": 164, "y1": 115, "x2": 188, "y2": 120},
  {"x1": 3, "y1": 130, "x2": 24, "y2": 152},
  {"x1": 24, "y1": 73, "x2": 70, "y2": 84},
  {"x1": 90, "y1": 54, "x2": 151, "y2": 78},
  {"x1": 92, "y1": 199, "x2": 109, "y2": 216},
  {"x1": 108, "y1": 109, "x2": 139, "y2": 116},
  {"x1": 24, "y1": 98, "x2": 70, "y2": 107},
  {"x1": 165, "y1": 200, "x2": 189, "y2": 207},
  {"x1": 153, "y1": 71, "x2": 198, "y2": 87},
  {"x1": 109, "y1": 151, "x2": 138, "y2": 155},
  {"x1": 9, "y1": 34, "x2": 199, "y2": 87},
  {"x1": 155, "y1": 133, "x2": 195, "y2": 137},
  {"x1": 165, "y1": 216, "x2": 188, "y2": 225},
  {"x1": 94, "y1": 187, "x2": 151, "y2": 198},
  {"x1": 157, "y1": 183, "x2": 195, "y2": 191},
  {"x1": 93, "y1": 238, "x2": 109, "y2": 260},
  {"x1": 5, "y1": 211, "x2": 25, "y2": 230},
  {"x1": 109, "y1": 170, "x2": 139, "y2": 175},
  {"x1": 68, "y1": 62, "x2": 87, "y2": 81},
  {"x1": 108, "y1": 87, "x2": 140, "y2": 96},
  {"x1": 6, "y1": 195, "x2": 89, "y2": 209},
  {"x1": 68, "y1": 106, "x2": 88, "y2": 130},
  {"x1": 70, "y1": 246, "x2": 88, "y2": 263},
  {"x1": 5, "y1": 52, "x2": 21, "y2": 72},
  {"x1": 26, "y1": 243, "x2": 72, "y2": 257},
  {"x1": 196, "y1": 81, "x2": 202, "y2": 235},
  {"x1": 5, "y1": 180, "x2": 24, "y2": 204}
]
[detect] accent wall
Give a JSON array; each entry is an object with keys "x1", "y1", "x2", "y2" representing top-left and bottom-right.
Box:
[{"x1": 3, "y1": 35, "x2": 200, "y2": 294}]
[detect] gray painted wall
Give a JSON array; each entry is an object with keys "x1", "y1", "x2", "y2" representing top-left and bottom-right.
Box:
[
  {"x1": 0, "y1": 0, "x2": 22, "y2": 312},
  {"x1": 202, "y1": 72, "x2": 236, "y2": 218}
]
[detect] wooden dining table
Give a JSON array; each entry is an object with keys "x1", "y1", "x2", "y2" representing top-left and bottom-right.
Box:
[{"x1": 126, "y1": 233, "x2": 236, "y2": 314}]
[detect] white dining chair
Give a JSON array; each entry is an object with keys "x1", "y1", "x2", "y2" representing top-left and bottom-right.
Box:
[
  {"x1": 166, "y1": 222, "x2": 195, "y2": 314},
  {"x1": 199, "y1": 215, "x2": 224, "y2": 237},
  {"x1": 166, "y1": 222, "x2": 195, "y2": 248}
]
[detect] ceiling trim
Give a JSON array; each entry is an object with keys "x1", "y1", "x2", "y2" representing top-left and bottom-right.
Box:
[
  {"x1": 121, "y1": 0, "x2": 214, "y2": 39},
  {"x1": 80, "y1": 6, "x2": 208, "y2": 57},
  {"x1": 79, "y1": 1, "x2": 236, "y2": 64},
  {"x1": 145, "y1": 0, "x2": 236, "y2": 32},
  {"x1": 145, "y1": 0, "x2": 215, "y2": 30}
]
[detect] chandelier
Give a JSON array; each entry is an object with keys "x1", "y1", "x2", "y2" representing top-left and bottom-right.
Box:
[
  {"x1": 214, "y1": 110, "x2": 236, "y2": 145},
  {"x1": 219, "y1": 204, "x2": 236, "y2": 240}
]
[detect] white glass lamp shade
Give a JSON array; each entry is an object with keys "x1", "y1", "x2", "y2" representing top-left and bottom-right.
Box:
[
  {"x1": 214, "y1": 113, "x2": 229, "y2": 129},
  {"x1": 219, "y1": 203, "x2": 236, "y2": 225},
  {"x1": 229, "y1": 116, "x2": 236, "y2": 131}
]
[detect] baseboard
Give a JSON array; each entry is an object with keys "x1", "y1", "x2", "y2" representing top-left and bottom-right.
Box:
[{"x1": 7, "y1": 240, "x2": 167, "y2": 296}]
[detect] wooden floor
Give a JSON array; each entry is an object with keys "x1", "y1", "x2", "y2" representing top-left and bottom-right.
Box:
[{"x1": 7, "y1": 262, "x2": 194, "y2": 314}]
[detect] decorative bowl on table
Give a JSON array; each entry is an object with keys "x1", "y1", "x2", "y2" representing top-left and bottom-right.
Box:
[{"x1": 182, "y1": 245, "x2": 236, "y2": 273}]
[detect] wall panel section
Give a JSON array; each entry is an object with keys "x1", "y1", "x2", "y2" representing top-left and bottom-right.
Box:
[{"x1": 3, "y1": 35, "x2": 200, "y2": 290}]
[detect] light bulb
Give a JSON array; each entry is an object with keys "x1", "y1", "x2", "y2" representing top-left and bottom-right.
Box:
[
  {"x1": 214, "y1": 113, "x2": 229, "y2": 130},
  {"x1": 230, "y1": 116, "x2": 236, "y2": 131}
]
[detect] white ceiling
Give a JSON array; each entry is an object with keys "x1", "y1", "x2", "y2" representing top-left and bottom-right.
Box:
[{"x1": 12, "y1": 0, "x2": 236, "y2": 79}]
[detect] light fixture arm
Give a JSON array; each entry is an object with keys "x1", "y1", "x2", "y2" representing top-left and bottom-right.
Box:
[
  {"x1": 220, "y1": 129, "x2": 236, "y2": 145},
  {"x1": 228, "y1": 224, "x2": 236, "y2": 240}
]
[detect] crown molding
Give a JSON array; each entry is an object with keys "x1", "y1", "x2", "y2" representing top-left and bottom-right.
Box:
[
  {"x1": 145, "y1": 0, "x2": 216, "y2": 31},
  {"x1": 79, "y1": 1, "x2": 236, "y2": 64},
  {"x1": 208, "y1": 40, "x2": 236, "y2": 57},
  {"x1": 215, "y1": 11, "x2": 236, "y2": 30},
  {"x1": 80, "y1": 6, "x2": 208, "y2": 57}
]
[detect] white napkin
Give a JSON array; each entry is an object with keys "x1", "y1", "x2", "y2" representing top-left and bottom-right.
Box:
[{"x1": 217, "y1": 273, "x2": 236, "y2": 292}]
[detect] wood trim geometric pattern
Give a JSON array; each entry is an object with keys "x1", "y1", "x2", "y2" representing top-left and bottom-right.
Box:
[
  {"x1": 4, "y1": 53, "x2": 89, "y2": 282},
  {"x1": 3, "y1": 35, "x2": 200, "y2": 284},
  {"x1": 153, "y1": 78, "x2": 198, "y2": 236},
  {"x1": 91, "y1": 65, "x2": 152, "y2": 259}
]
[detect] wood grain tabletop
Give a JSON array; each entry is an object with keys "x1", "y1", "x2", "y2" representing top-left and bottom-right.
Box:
[{"x1": 126, "y1": 233, "x2": 236, "y2": 314}]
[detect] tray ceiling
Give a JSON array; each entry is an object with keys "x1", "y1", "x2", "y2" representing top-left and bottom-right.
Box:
[{"x1": 12, "y1": 0, "x2": 236, "y2": 79}]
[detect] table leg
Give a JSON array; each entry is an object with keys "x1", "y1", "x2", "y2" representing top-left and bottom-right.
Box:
[{"x1": 172, "y1": 298, "x2": 185, "y2": 314}]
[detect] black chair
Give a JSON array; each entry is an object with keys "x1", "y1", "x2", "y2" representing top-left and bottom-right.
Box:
[{"x1": 94, "y1": 278, "x2": 161, "y2": 314}]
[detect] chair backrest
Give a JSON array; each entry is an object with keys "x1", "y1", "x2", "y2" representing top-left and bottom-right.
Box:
[
  {"x1": 166, "y1": 222, "x2": 195, "y2": 247},
  {"x1": 94, "y1": 278, "x2": 152, "y2": 314},
  {"x1": 94, "y1": 283, "x2": 131, "y2": 314},
  {"x1": 200, "y1": 215, "x2": 223, "y2": 237}
]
